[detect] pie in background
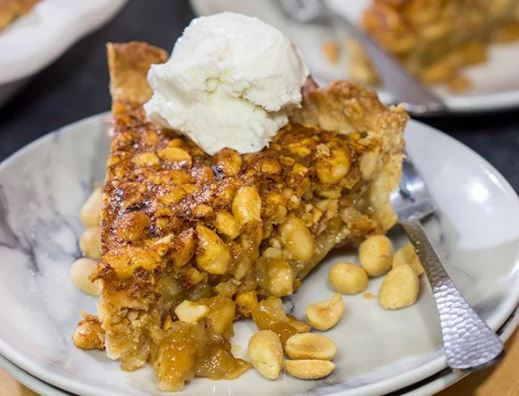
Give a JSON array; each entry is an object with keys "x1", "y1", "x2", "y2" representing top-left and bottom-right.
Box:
[{"x1": 349, "y1": 0, "x2": 519, "y2": 92}]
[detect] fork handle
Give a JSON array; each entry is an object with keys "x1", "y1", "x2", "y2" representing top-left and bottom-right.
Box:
[{"x1": 399, "y1": 217, "x2": 504, "y2": 371}]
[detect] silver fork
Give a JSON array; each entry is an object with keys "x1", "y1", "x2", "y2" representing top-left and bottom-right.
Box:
[
  {"x1": 277, "y1": 0, "x2": 447, "y2": 116},
  {"x1": 391, "y1": 157, "x2": 504, "y2": 371}
]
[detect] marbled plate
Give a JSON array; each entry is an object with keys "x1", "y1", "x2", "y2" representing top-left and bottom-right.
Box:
[{"x1": 0, "y1": 113, "x2": 518, "y2": 396}]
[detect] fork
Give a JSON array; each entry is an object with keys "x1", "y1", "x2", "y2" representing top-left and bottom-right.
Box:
[
  {"x1": 277, "y1": 0, "x2": 447, "y2": 116},
  {"x1": 391, "y1": 157, "x2": 504, "y2": 371}
]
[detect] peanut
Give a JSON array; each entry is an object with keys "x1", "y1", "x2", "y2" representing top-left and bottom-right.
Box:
[
  {"x1": 328, "y1": 262, "x2": 368, "y2": 295},
  {"x1": 248, "y1": 330, "x2": 283, "y2": 380},
  {"x1": 379, "y1": 264, "x2": 420, "y2": 310},
  {"x1": 284, "y1": 359, "x2": 335, "y2": 380},
  {"x1": 285, "y1": 333, "x2": 336, "y2": 360},
  {"x1": 359, "y1": 235, "x2": 393, "y2": 277},
  {"x1": 306, "y1": 294, "x2": 345, "y2": 331}
]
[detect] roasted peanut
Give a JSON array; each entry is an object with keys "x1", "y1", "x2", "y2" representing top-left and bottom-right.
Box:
[
  {"x1": 205, "y1": 297, "x2": 236, "y2": 337},
  {"x1": 379, "y1": 264, "x2": 420, "y2": 310},
  {"x1": 103, "y1": 246, "x2": 161, "y2": 279},
  {"x1": 328, "y1": 262, "x2": 368, "y2": 295},
  {"x1": 232, "y1": 185, "x2": 262, "y2": 224},
  {"x1": 261, "y1": 258, "x2": 294, "y2": 297},
  {"x1": 393, "y1": 242, "x2": 424, "y2": 276},
  {"x1": 306, "y1": 294, "x2": 345, "y2": 331},
  {"x1": 195, "y1": 224, "x2": 231, "y2": 274},
  {"x1": 359, "y1": 235, "x2": 393, "y2": 277},
  {"x1": 157, "y1": 147, "x2": 192, "y2": 166},
  {"x1": 285, "y1": 333, "x2": 336, "y2": 360},
  {"x1": 286, "y1": 315, "x2": 312, "y2": 333},
  {"x1": 73, "y1": 313, "x2": 104, "y2": 350},
  {"x1": 171, "y1": 228, "x2": 196, "y2": 267},
  {"x1": 280, "y1": 216, "x2": 314, "y2": 263},
  {"x1": 248, "y1": 330, "x2": 283, "y2": 380},
  {"x1": 79, "y1": 226, "x2": 102, "y2": 260},
  {"x1": 214, "y1": 211, "x2": 241, "y2": 239},
  {"x1": 284, "y1": 359, "x2": 335, "y2": 380},
  {"x1": 132, "y1": 152, "x2": 159, "y2": 166},
  {"x1": 216, "y1": 148, "x2": 242, "y2": 176},
  {"x1": 316, "y1": 147, "x2": 350, "y2": 185},
  {"x1": 174, "y1": 300, "x2": 210, "y2": 323},
  {"x1": 70, "y1": 258, "x2": 100, "y2": 296},
  {"x1": 235, "y1": 290, "x2": 258, "y2": 317},
  {"x1": 79, "y1": 187, "x2": 103, "y2": 227},
  {"x1": 113, "y1": 211, "x2": 150, "y2": 242}
]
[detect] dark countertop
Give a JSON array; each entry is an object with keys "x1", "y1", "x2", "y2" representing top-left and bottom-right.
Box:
[{"x1": 0, "y1": 0, "x2": 518, "y2": 192}]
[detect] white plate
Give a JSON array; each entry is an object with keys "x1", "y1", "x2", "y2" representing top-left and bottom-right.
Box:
[
  {"x1": 0, "y1": 0, "x2": 127, "y2": 105},
  {"x1": 0, "y1": 113, "x2": 518, "y2": 395},
  {"x1": 0, "y1": 115, "x2": 519, "y2": 396},
  {"x1": 190, "y1": 0, "x2": 519, "y2": 113}
]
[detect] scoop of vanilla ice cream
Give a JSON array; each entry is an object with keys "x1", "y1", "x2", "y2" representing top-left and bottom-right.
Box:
[{"x1": 144, "y1": 12, "x2": 309, "y2": 155}]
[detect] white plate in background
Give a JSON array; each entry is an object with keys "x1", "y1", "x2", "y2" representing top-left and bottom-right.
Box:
[
  {"x1": 190, "y1": 0, "x2": 519, "y2": 113},
  {"x1": 0, "y1": 0, "x2": 127, "y2": 106}
]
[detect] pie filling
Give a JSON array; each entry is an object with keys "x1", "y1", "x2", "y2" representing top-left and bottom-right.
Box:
[{"x1": 73, "y1": 41, "x2": 406, "y2": 391}]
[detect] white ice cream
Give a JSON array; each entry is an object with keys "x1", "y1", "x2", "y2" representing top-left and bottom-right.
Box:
[{"x1": 144, "y1": 12, "x2": 309, "y2": 155}]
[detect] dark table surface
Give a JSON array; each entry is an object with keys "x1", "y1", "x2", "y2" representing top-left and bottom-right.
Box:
[{"x1": 0, "y1": 0, "x2": 518, "y2": 192}]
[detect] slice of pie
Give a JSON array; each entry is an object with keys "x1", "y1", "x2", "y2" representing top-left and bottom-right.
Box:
[
  {"x1": 75, "y1": 41, "x2": 406, "y2": 391},
  {"x1": 0, "y1": 0, "x2": 39, "y2": 30},
  {"x1": 349, "y1": 0, "x2": 519, "y2": 91}
]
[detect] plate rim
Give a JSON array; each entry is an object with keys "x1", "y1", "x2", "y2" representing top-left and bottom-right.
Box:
[
  {"x1": 0, "y1": 113, "x2": 518, "y2": 396},
  {"x1": 0, "y1": 0, "x2": 127, "y2": 84},
  {"x1": 2, "y1": 307, "x2": 519, "y2": 396}
]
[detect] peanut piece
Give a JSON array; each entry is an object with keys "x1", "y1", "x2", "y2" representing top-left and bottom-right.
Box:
[
  {"x1": 316, "y1": 147, "x2": 350, "y2": 185},
  {"x1": 232, "y1": 185, "x2": 261, "y2": 225},
  {"x1": 174, "y1": 300, "x2": 210, "y2": 323},
  {"x1": 79, "y1": 226, "x2": 102, "y2": 260},
  {"x1": 306, "y1": 294, "x2": 345, "y2": 331},
  {"x1": 286, "y1": 315, "x2": 311, "y2": 333},
  {"x1": 157, "y1": 147, "x2": 192, "y2": 166},
  {"x1": 214, "y1": 210, "x2": 241, "y2": 239},
  {"x1": 70, "y1": 258, "x2": 100, "y2": 296},
  {"x1": 79, "y1": 187, "x2": 103, "y2": 227},
  {"x1": 73, "y1": 313, "x2": 104, "y2": 350},
  {"x1": 328, "y1": 262, "x2": 368, "y2": 295},
  {"x1": 393, "y1": 242, "x2": 424, "y2": 276},
  {"x1": 284, "y1": 359, "x2": 335, "y2": 380},
  {"x1": 280, "y1": 216, "x2": 315, "y2": 263},
  {"x1": 235, "y1": 291, "x2": 258, "y2": 317},
  {"x1": 248, "y1": 330, "x2": 283, "y2": 380},
  {"x1": 359, "y1": 235, "x2": 393, "y2": 277},
  {"x1": 379, "y1": 264, "x2": 420, "y2": 310},
  {"x1": 262, "y1": 258, "x2": 294, "y2": 297},
  {"x1": 285, "y1": 333, "x2": 336, "y2": 360},
  {"x1": 195, "y1": 224, "x2": 231, "y2": 274},
  {"x1": 132, "y1": 152, "x2": 159, "y2": 166}
]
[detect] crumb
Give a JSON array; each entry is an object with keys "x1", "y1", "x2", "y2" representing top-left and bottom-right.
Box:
[
  {"x1": 447, "y1": 75, "x2": 472, "y2": 93},
  {"x1": 231, "y1": 343, "x2": 243, "y2": 354},
  {"x1": 321, "y1": 41, "x2": 340, "y2": 64},
  {"x1": 363, "y1": 291, "x2": 376, "y2": 300}
]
